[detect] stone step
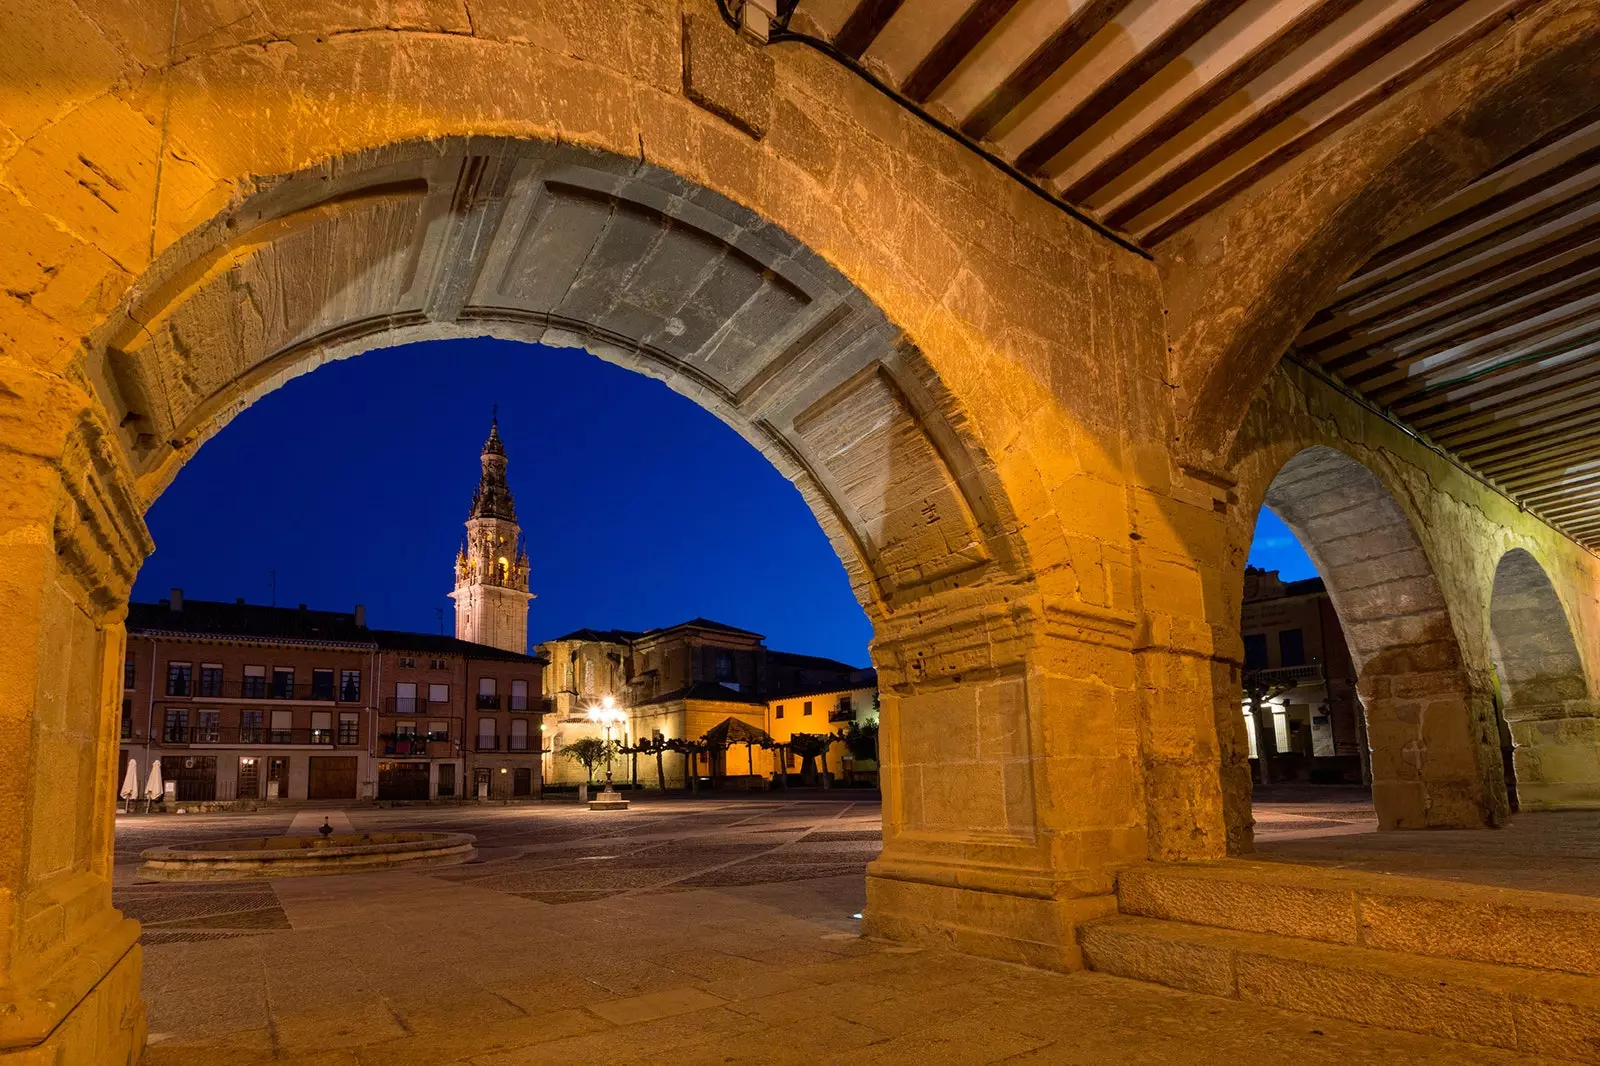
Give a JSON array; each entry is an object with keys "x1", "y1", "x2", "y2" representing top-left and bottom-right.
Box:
[
  {"x1": 1080, "y1": 914, "x2": 1600, "y2": 1062},
  {"x1": 1117, "y1": 859, "x2": 1600, "y2": 977}
]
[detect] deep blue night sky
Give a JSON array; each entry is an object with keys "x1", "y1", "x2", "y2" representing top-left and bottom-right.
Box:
[
  {"x1": 135, "y1": 336, "x2": 1319, "y2": 659},
  {"x1": 133, "y1": 338, "x2": 874, "y2": 666}
]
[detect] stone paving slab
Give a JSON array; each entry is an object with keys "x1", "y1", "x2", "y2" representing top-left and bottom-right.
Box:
[{"x1": 123, "y1": 796, "x2": 1581, "y2": 1064}]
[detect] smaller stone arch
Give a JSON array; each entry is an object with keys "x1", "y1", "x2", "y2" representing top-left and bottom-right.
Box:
[
  {"x1": 1261, "y1": 446, "x2": 1507, "y2": 830},
  {"x1": 1489, "y1": 549, "x2": 1600, "y2": 809}
]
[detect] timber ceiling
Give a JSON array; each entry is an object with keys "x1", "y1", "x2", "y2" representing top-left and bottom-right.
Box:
[{"x1": 780, "y1": 0, "x2": 1600, "y2": 546}]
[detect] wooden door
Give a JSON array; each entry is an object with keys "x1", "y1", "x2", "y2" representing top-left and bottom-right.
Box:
[
  {"x1": 308, "y1": 756, "x2": 358, "y2": 799},
  {"x1": 237, "y1": 757, "x2": 260, "y2": 800}
]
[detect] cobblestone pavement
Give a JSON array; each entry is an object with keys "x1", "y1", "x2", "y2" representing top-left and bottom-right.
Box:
[{"x1": 122, "y1": 796, "x2": 1555, "y2": 1065}]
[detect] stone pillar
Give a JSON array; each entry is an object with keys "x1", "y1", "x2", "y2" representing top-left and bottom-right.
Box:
[
  {"x1": 862, "y1": 590, "x2": 1144, "y2": 971},
  {"x1": 0, "y1": 369, "x2": 151, "y2": 1063}
]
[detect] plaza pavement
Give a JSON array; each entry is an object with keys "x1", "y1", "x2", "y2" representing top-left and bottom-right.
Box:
[{"x1": 118, "y1": 794, "x2": 1567, "y2": 1064}]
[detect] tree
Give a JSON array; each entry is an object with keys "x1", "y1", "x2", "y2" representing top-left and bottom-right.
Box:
[
  {"x1": 842, "y1": 721, "x2": 879, "y2": 763},
  {"x1": 759, "y1": 735, "x2": 789, "y2": 788},
  {"x1": 787, "y1": 732, "x2": 841, "y2": 788},
  {"x1": 664, "y1": 737, "x2": 707, "y2": 792},
  {"x1": 558, "y1": 737, "x2": 614, "y2": 784},
  {"x1": 636, "y1": 734, "x2": 668, "y2": 789},
  {"x1": 615, "y1": 736, "x2": 645, "y2": 788}
]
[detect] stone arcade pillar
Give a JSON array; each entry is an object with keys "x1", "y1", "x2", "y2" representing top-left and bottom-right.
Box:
[
  {"x1": 862, "y1": 589, "x2": 1148, "y2": 970},
  {"x1": 0, "y1": 375, "x2": 149, "y2": 1064}
]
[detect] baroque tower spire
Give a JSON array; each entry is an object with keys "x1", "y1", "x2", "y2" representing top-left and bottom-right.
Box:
[{"x1": 450, "y1": 414, "x2": 533, "y2": 653}]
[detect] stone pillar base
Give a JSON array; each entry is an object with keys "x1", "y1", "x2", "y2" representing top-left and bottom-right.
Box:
[
  {"x1": 863, "y1": 872, "x2": 1118, "y2": 971},
  {"x1": 0, "y1": 944, "x2": 145, "y2": 1065}
]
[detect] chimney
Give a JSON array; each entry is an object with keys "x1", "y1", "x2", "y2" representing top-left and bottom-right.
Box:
[
  {"x1": 355, "y1": 605, "x2": 366, "y2": 628},
  {"x1": 169, "y1": 588, "x2": 183, "y2": 613}
]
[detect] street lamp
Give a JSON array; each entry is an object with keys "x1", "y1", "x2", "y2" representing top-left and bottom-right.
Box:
[{"x1": 586, "y1": 696, "x2": 629, "y2": 810}]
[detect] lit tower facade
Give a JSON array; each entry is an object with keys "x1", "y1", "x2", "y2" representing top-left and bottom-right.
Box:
[{"x1": 451, "y1": 419, "x2": 533, "y2": 653}]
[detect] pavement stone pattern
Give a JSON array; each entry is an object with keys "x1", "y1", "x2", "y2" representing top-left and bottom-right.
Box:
[{"x1": 121, "y1": 795, "x2": 1560, "y2": 1064}]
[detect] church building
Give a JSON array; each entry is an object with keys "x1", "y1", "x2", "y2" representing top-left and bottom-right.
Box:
[{"x1": 451, "y1": 419, "x2": 533, "y2": 654}]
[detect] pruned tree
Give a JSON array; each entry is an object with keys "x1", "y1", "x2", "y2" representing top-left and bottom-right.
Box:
[
  {"x1": 759, "y1": 735, "x2": 790, "y2": 789},
  {"x1": 664, "y1": 737, "x2": 708, "y2": 792},
  {"x1": 786, "y1": 732, "x2": 841, "y2": 788},
  {"x1": 558, "y1": 737, "x2": 614, "y2": 784}
]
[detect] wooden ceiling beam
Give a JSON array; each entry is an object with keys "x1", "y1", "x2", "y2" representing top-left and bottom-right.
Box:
[
  {"x1": 1014, "y1": 0, "x2": 1254, "y2": 176},
  {"x1": 1104, "y1": 0, "x2": 1478, "y2": 233},
  {"x1": 960, "y1": 0, "x2": 1137, "y2": 142},
  {"x1": 833, "y1": 0, "x2": 905, "y2": 60},
  {"x1": 901, "y1": 0, "x2": 1025, "y2": 103},
  {"x1": 1061, "y1": 0, "x2": 1367, "y2": 203}
]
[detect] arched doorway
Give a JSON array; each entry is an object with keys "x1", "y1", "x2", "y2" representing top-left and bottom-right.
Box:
[
  {"x1": 1253, "y1": 446, "x2": 1508, "y2": 832},
  {"x1": 1489, "y1": 548, "x2": 1600, "y2": 809}
]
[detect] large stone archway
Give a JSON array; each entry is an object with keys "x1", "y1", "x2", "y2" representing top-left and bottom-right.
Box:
[
  {"x1": 0, "y1": 116, "x2": 1168, "y2": 1056},
  {"x1": 1489, "y1": 547, "x2": 1600, "y2": 808}
]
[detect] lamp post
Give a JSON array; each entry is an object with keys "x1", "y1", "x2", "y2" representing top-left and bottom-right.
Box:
[{"x1": 586, "y1": 696, "x2": 629, "y2": 810}]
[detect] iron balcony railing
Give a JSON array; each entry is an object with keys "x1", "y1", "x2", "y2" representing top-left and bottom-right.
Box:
[
  {"x1": 385, "y1": 695, "x2": 455, "y2": 714},
  {"x1": 1243, "y1": 663, "x2": 1325, "y2": 690},
  {"x1": 163, "y1": 680, "x2": 362, "y2": 702},
  {"x1": 828, "y1": 707, "x2": 855, "y2": 723},
  {"x1": 476, "y1": 694, "x2": 502, "y2": 710},
  {"x1": 157, "y1": 726, "x2": 346, "y2": 746},
  {"x1": 472, "y1": 736, "x2": 535, "y2": 752}
]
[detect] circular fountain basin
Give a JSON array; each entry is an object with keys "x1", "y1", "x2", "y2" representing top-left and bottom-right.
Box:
[{"x1": 138, "y1": 831, "x2": 476, "y2": 881}]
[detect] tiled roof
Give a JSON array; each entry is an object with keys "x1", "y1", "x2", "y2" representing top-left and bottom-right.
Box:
[
  {"x1": 543, "y1": 627, "x2": 644, "y2": 645},
  {"x1": 370, "y1": 630, "x2": 545, "y2": 664}
]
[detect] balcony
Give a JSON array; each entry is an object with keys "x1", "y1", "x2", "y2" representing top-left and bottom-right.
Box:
[
  {"x1": 162, "y1": 680, "x2": 360, "y2": 702},
  {"x1": 1242, "y1": 663, "x2": 1325, "y2": 692},
  {"x1": 475, "y1": 737, "x2": 500, "y2": 752},
  {"x1": 158, "y1": 726, "x2": 342, "y2": 746},
  {"x1": 476, "y1": 694, "x2": 502, "y2": 710},
  {"x1": 386, "y1": 695, "x2": 452, "y2": 714},
  {"x1": 828, "y1": 708, "x2": 855, "y2": 723}
]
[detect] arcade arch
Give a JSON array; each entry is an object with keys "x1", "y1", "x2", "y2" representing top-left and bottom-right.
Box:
[{"x1": 1489, "y1": 547, "x2": 1600, "y2": 809}]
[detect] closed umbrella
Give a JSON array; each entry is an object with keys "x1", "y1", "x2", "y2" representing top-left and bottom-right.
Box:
[
  {"x1": 119, "y1": 760, "x2": 139, "y2": 811},
  {"x1": 144, "y1": 759, "x2": 164, "y2": 810}
]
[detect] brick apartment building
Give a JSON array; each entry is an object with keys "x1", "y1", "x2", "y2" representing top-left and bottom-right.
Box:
[{"x1": 119, "y1": 591, "x2": 548, "y2": 803}]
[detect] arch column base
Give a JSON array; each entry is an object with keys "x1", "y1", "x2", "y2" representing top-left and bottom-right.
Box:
[
  {"x1": 863, "y1": 860, "x2": 1118, "y2": 971},
  {"x1": 0, "y1": 937, "x2": 144, "y2": 1066}
]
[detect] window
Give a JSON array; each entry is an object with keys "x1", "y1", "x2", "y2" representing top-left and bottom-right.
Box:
[
  {"x1": 166, "y1": 662, "x2": 191, "y2": 697},
  {"x1": 478, "y1": 677, "x2": 499, "y2": 710},
  {"x1": 270, "y1": 709, "x2": 293, "y2": 743},
  {"x1": 242, "y1": 665, "x2": 266, "y2": 699},
  {"x1": 428, "y1": 683, "x2": 449, "y2": 704},
  {"x1": 775, "y1": 704, "x2": 785, "y2": 720},
  {"x1": 715, "y1": 650, "x2": 735, "y2": 682},
  {"x1": 477, "y1": 718, "x2": 498, "y2": 751},
  {"x1": 511, "y1": 719, "x2": 529, "y2": 751},
  {"x1": 803, "y1": 701, "x2": 813, "y2": 717},
  {"x1": 395, "y1": 721, "x2": 417, "y2": 738},
  {"x1": 340, "y1": 669, "x2": 361, "y2": 702},
  {"x1": 195, "y1": 710, "x2": 221, "y2": 743},
  {"x1": 311, "y1": 711, "x2": 333, "y2": 745},
  {"x1": 430, "y1": 658, "x2": 447, "y2": 670},
  {"x1": 271, "y1": 668, "x2": 294, "y2": 699},
  {"x1": 120, "y1": 698, "x2": 132, "y2": 739},
  {"x1": 399, "y1": 656, "x2": 415, "y2": 669},
  {"x1": 163, "y1": 708, "x2": 188, "y2": 742},
  {"x1": 427, "y1": 720, "x2": 449, "y2": 742},
  {"x1": 395, "y1": 682, "x2": 418, "y2": 714},
  {"x1": 1279, "y1": 629, "x2": 1306, "y2": 668},
  {"x1": 123, "y1": 657, "x2": 135, "y2": 690},
  {"x1": 240, "y1": 710, "x2": 263, "y2": 743},
  {"x1": 337, "y1": 712, "x2": 359, "y2": 745},
  {"x1": 1243, "y1": 634, "x2": 1269, "y2": 671},
  {"x1": 511, "y1": 679, "x2": 528, "y2": 711},
  {"x1": 199, "y1": 664, "x2": 223, "y2": 698},
  {"x1": 830, "y1": 695, "x2": 854, "y2": 723},
  {"x1": 311, "y1": 669, "x2": 334, "y2": 700},
  {"x1": 582, "y1": 660, "x2": 594, "y2": 694}
]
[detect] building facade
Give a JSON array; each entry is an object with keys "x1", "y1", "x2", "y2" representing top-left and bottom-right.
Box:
[
  {"x1": 538, "y1": 619, "x2": 872, "y2": 787},
  {"x1": 1239, "y1": 567, "x2": 1365, "y2": 785},
  {"x1": 767, "y1": 679, "x2": 880, "y2": 783},
  {"x1": 451, "y1": 419, "x2": 533, "y2": 654},
  {"x1": 119, "y1": 593, "x2": 548, "y2": 804}
]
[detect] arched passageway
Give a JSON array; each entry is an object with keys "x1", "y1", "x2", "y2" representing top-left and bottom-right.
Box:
[
  {"x1": 3, "y1": 133, "x2": 1168, "y2": 1061},
  {"x1": 1258, "y1": 447, "x2": 1508, "y2": 831},
  {"x1": 1489, "y1": 549, "x2": 1600, "y2": 809}
]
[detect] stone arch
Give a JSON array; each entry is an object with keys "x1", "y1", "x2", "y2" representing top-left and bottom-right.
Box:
[
  {"x1": 94, "y1": 137, "x2": 1030, "y2": 618},
  {"x1": 1256, "y1": 445, "x2": 1508, "y2": 832},
  {"x1": 1489, "y1": 547, "x2": 1600, "y2": 808}
]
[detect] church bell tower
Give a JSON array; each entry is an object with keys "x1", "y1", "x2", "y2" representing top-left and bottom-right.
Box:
[{"x1": 450, "y1": 417, "x2": 533, "y2": 653}]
